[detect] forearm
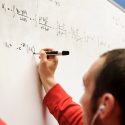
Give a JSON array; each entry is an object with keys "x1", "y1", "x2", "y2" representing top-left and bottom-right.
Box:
[
  {"x1": 43, "y1": 84, "x2": 83, "y2": 125},
  {"x1": 42, "y1": 77, "x2": 57, "y2": 93},
  {"x1": 38, "y1": 49, "x2": 83, "y2": 124},
  {"x1": 38, "y1": 49, "x2": 58, "y2": 93}
]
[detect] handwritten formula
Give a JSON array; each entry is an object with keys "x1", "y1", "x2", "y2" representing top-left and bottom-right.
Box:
[
  {"x1": 0, "y1": 1, "x2": 111, "y2": 51},
  {"x1": 4, "y1": 42, "x2": 36, "y2": 54},
  {"x1": 1, "y1": 2, "x2": 66, "y2": 36}
]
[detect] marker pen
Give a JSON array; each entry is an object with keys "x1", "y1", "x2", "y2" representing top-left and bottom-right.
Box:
[{"x1": 33, "y1": 51, "x2": 69, "y2": 56}]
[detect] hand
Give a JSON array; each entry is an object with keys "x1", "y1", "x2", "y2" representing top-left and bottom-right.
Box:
[{"x1": 38, "y1": 48, "x2": 58, "y2": 93}]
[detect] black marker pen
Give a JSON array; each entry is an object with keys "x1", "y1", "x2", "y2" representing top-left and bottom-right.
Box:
[{"x1": 33, "y1": 51, "x2": 69, "y2": 56}]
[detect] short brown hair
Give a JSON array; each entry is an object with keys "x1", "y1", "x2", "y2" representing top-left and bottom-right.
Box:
[{"x1": 92, "y1": 48, "x2": 125, "y2": 125}]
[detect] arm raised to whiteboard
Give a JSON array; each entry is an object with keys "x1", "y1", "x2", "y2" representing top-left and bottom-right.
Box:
[
  {"x1": 38, "y1": 48, "x2": 58, "y2": 93},
  {"x1": 38, "y1": 48, "x2": 83, "y2": 125},
  {"x1": 38, "y1": 48, "x2": 123, "y2": 125}
]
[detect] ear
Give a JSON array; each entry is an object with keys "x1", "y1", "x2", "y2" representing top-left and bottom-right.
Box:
[{"x1": 98, "y1": 93, "x2": 115, "y2": 119}]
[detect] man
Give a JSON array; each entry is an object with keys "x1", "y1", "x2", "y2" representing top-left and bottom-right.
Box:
[{"x1": 38, "y1": 48, "x2": 125, "y2": 125}]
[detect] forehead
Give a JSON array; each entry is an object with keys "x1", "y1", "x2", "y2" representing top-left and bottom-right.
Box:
[{"x1": 83, "y1": 57, "x2": 106, "y2": 86}]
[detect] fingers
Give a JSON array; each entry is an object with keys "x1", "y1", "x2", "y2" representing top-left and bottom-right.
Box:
[
  {"x1": 39, "y1": 49, "x2": 47, "y2": 62},
  {"x1": 39, "y1": 48, "x2": 57, "y2": 60},
  {"x1": 39, "y1": 48, "x2": 54, "y2": 57},
  {"x1": 43, "y1": 48, "x2": 54, "y2": 59},
  {"x1": 43, "y1": 48, "x2": 54, "y2": 51}
]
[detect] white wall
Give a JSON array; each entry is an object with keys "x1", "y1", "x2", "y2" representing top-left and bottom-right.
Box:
[{"x1": 0, "y1": 0, "x2": 125, "y2": 125}]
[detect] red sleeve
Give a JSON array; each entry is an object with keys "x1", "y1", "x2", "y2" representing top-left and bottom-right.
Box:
[
  {"x1": 0, "y1": 119, "x2": 7, "y2": 125},
  {"x1": 43, "y1": 84, "x2": 83, "y2": 125}
]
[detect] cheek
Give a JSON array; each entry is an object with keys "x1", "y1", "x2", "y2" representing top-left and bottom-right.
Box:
[
  {"x1": 80, "y1": 94, "x2": 91, "y2": 118},
  {"x1": 80, "y1": 93, "x2": 91, "y2": 109},
  {"x1": 80, "y1": 93, "x2": 93, "y2": 125}
]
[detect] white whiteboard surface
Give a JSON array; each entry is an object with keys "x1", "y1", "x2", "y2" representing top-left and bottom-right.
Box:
[{"x1": 0, "y1": 0, "x2": 125, "y2": 125}]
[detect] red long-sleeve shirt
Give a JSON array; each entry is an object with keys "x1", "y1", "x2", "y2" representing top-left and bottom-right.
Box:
[
  {"x1": 0, "y1": 119, "x2": 6, "y2": 125},
  {"x1": 43, "y1": 84, "x2": 83, "y2": 125},
  {"x1": 0, "y1": 84, "x2": 83, "y2": 125}
]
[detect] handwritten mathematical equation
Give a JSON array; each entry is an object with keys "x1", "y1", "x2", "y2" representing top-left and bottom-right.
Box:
[
  {"x1": 70, "y1": 28, "x2": 111, "y2": 49},
  {"x1": 0, "y1": 2, "x2": 111, "y2": 49},
  {"x1": 1, "y1": 2, "x2": 66, "y2": 35},
  {"x1": 4, "y1": 42, "x2": 36, "y2": 54},
  {"x1": 0, "y1": 2, "x2": 91, "y2": 42},
  {"x1": 1, "y1": 3, "x2": 37, "y2": 24}
]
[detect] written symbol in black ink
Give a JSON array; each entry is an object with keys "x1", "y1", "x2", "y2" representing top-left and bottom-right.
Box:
[
  {"x1": 16, "y1": 47, "x2": 21, "y2": 50},
  {"x1": 20, "y1": 42, "x2": 26, "y2": 47},
  {"x1": 39, "y1": 17, "x2": 48, "y2": 25},
  {"x1": 17, "y1": 9, "x2": 28, "y2": 22},
  {"x1": 49, "y1": 0, "x2": 61, "y2": 6},
  {"x1": 99, "y1": 41, "x2": 110, "y2": 48},
  {"x1": 2, "y1": 3, "x2": 6, "y2": 11},
  {"x1": 3, "y1": 41, "x2": 36, "y2": 55},
  {"x1": 56, "y1": 22, "x2": 67, "y2": 36},
  {"x1": 30, "y1": 46, "x2": 35, "y2": 53},
  {"x1": 40, "y1": 25, "x2": 50, "y2": 31},
  {"x1": 54, "y1": 1, "x2": 60, "y2": 6},
  {"x1": 70, "y1": 28, "x2": 82, "y2": 42},
  {"x1": 4, "y1": 42, "x2": 13, "y2": 48},
  {"x1": 20, "y1": 16, "x2": 27, "y2": 22},
  {"x1": 16, "y1": 8, "x2": 20, "y2": 15},
  {"x1": 16, "y1": 44, "x2": 22, "y2": 50},
  {"x1": 26, "y1": 44, "x2": 35, "y2": 54},
  {"x1": 16, "y1": 42, "x2": 26, "y2": 50},
  {"x1": 22, "y1": 10, "x2": 27, "y2": 16},
  {"x1": 12, "y1": 5, "x2": 16, "y2": 18},
  {"x1": 32, "y1": 14, "x2": 37, "y2": 27},
  {"x1": 112, "y1": 16, "x2": 125, "y2": 31},
  {"x1": 39, "y1": 17, "x2": 53, "y2": 31}
]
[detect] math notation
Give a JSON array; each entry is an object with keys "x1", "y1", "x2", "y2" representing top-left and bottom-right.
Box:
[
  {"x1": 4, "y1": 42, "x2": 36, "y2": 54},
  {"x1": 1, "y1": 2, "x2": 66, "y2": 36},
  {"x1": 0, "y1": 2, "x2": 111, "y2": 50},
  {"x1": 112, "y1": 16, "x2": 125, "y2": 31},
  {"x1": 1, "y1": 3, "x2": 37, "y2": 23}
]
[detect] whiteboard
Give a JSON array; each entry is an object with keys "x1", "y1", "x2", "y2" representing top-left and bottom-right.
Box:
[{"x1": 0, "y1": 0, "x2": 125, "y2": 125}]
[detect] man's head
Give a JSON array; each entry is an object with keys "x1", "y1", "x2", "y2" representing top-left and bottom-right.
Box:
[{"x1": 81, "y1": 49, "x2": 125, "y2": 125}]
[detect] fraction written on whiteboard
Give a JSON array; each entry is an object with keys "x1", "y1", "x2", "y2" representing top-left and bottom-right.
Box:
[
  {"x1": 0, "y1": 1, "x2": 112, "y2": 49},
  {"x1": 1, "y1": 2, "x2": 79, "y2": 39},
  {"x1": 1, "y1": 2, "x2": 66, "y2": 35}
]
